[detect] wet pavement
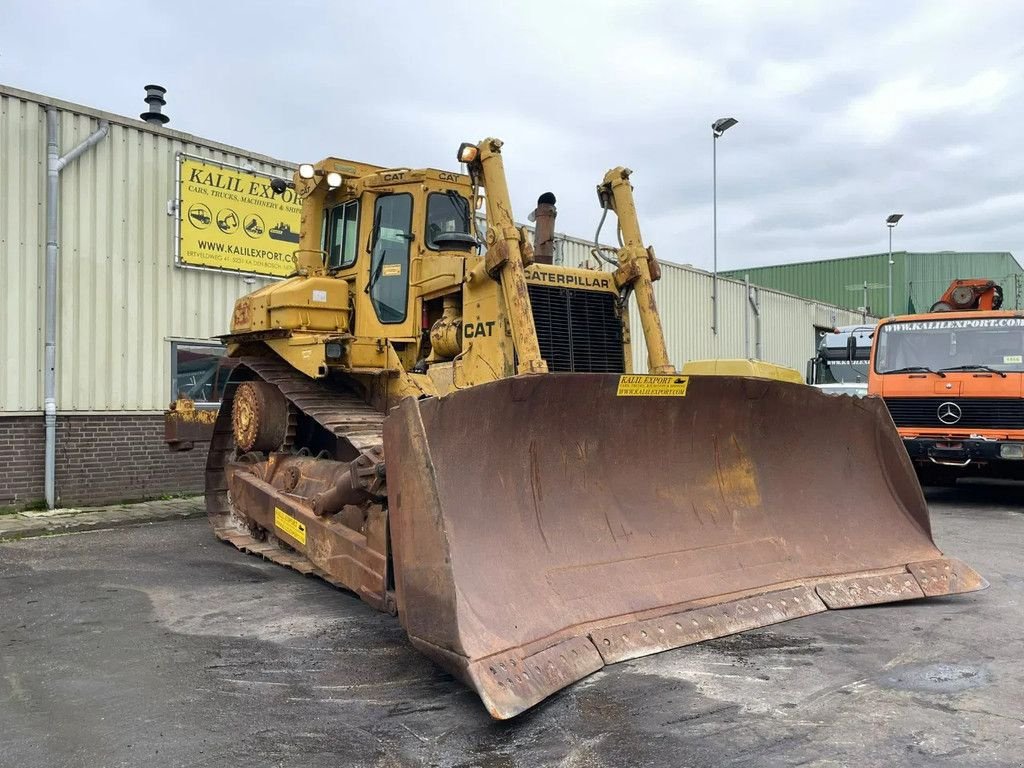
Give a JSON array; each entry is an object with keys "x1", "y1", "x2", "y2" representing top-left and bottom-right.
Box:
[{"x1": 0, "y1": 483, "x2": 1021, "y2": 767}]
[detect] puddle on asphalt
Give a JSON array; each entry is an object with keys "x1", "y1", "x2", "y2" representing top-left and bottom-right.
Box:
[
  {"x1": 875, "y1": 662, "x2": 991, "y2": 694},
  {"x1": 138, "y1": 579, "x2": 355, "y2": 644}
]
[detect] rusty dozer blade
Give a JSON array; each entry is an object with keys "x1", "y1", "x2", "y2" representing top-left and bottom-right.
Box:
[{"x1": 383, "y1": 373, "x2": 986, "y2": 720}]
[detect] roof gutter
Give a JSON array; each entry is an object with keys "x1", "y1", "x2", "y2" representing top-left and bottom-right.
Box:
[{"x1": 45, "y1": 107, "x2": 109, "y2": 509}]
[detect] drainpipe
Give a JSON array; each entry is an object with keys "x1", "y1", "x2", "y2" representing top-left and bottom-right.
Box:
[
  {"x1": 747, "y1": 282, "x2": 762, "y2": 360},
  {"x1": 744, "y1": 274, "x2": 750, "y2": 359},
  {"x1": 44, "y1": 108, "x2": 109, "y2": 509}
]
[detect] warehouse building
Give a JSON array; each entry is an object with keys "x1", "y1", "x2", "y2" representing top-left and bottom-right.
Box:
[
  {"x1": 722, "y1": 251, "x2": 1024, "y2": 317},
  {"x1": 0, "y1": 83, "x2": 865, "y2": 508}
]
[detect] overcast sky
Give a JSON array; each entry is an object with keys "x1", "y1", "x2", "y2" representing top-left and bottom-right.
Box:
[{"x1": 3, "y1": 0, "x2": 1023, "y2": 271}]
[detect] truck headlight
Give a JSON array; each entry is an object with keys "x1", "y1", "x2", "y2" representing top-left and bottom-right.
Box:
[
  {"x1": 999, "y1": 443, "x2": 1024, "y2": 459},
  {"x1": 457, "y1": 143, "x2": 479, "y2": 163},
  {"x1": 299, "y1": 163, "x2": 316, "y2": 179}
]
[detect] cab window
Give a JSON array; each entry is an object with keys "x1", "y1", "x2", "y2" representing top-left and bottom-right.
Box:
[
  {"x1": 368, "y1": 194, "x2": 413, "y2": 323},
  {"x1": 326, "y1": 200, "x2": 359, "y2": 269},
  {"x1": 425, "y1": 192, "x2": 470, "y2": 250}
]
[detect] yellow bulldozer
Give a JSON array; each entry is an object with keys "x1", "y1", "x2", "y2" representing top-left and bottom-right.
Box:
[{"x1": 190, "y1": 138, "x2": 984, "y2": 719}]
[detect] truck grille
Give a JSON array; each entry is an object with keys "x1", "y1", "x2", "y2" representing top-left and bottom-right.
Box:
[
  {"x1": 884, "y1": 397, "x2": 1024, "y2": 430},
  {"x1": 528, "y1": 285, "x2": 625, "y2": 373}
]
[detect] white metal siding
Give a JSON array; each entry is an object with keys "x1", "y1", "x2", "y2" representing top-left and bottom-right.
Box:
[
  {"x1": 0, "y1": 93, "x2": 45, "y2": 411},
  {"x1": 1, "y1": 88, "x2": 286, "y2": 412}
]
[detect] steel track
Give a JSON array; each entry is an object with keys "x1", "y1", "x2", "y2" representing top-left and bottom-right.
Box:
[{"x1": 204, "y1": 356, "x2": 384, "y2": 586}]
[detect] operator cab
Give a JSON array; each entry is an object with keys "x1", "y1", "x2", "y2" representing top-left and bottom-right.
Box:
[
  {"x1": 287, "y1": 160, "x2": 477, "y2": 334},
  {"x1": 260, "y1": 158, "x2": 486, "y2": 375},
  {"x1": 283, "y1": 158, "x2": 477, "y2": 269},
  {"x1": 320, "y1": 169, "x2": 475, "y2": 269}
]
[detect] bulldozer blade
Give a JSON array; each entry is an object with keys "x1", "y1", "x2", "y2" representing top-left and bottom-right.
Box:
[{"x1": 382, "y1": 373, "x2": 986, "y2": 720}]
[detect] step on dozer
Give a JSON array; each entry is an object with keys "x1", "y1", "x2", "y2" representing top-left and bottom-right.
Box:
[{"x1": 186, "y1": 137, "x2": 985, "y2": 720}]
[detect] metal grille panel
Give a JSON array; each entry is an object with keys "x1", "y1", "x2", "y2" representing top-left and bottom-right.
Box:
[
  {"x1": 884, "y1": 397, "x2": 1024, "y2": 429},
  {"x1": 528, "y1": 285, "x2": 625, "y2": 373}
]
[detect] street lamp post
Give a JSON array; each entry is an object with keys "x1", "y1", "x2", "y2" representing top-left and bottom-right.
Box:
[
  {"x1": 712, "y1": 117, "x2": 738, "y2": 334},
  {"x1": 886, "y1": 213, "x2": 903, "y2": 317}
]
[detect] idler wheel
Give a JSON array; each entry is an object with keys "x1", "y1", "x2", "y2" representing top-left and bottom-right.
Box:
[{"x1": 232, "y1": 381, "x2": 288, "y2": 452}]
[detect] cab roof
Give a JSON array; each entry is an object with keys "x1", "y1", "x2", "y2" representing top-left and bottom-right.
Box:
[{"x1": 877, "y1": 309, "x2": 1024, "y2": 327}]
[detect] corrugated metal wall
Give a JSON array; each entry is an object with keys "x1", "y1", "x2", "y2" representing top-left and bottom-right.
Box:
[
  {"x1": 1, "y1": 86, "x2": 284, "y2": 412},
  {"x1": 722, "y1": 251, "x2": 1023, "y2": 314},
  {"x1": 721, "y1": 253, "x2": 899, "y2": 316},
  {"x1": 903, "y1": 251, "x2": 1023, "y2": 312},
  {"x1": 2, "y1": 85, "x2": 865, "y2": 411},
  {"x1": 552, "y1": 234, "x2": 867, "y2": 373},
  {"x1": 0, "y1": 92, "x2": 44, "y2": 412}
]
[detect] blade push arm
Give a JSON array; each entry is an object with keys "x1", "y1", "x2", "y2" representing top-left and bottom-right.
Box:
[
  {"x1": 598, "y1": 168, "x2": 675, "y2": 374},
  {"x1": 472, "y1": 138, "x2": 548, "y2": 375}
]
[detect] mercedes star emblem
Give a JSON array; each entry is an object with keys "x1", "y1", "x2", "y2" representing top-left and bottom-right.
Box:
[{"x1": 937, "y1": 401, "x2": 962, "y2": 425}]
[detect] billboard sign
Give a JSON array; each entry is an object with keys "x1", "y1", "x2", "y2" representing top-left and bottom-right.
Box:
[{"x1": 177, "y1": 156, "x2": 301, "y2": 277}]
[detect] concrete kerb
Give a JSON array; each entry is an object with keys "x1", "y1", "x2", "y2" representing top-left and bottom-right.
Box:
[{"x1": 0, "y1": 497, "x2": 205, "y2": 541}]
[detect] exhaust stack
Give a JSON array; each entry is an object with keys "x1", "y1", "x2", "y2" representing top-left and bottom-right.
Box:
[
  {"x1": 140, "y1": 85, "x2": 170, "y2": 126},
  {"x1": 531, "y1": 192, "x2": 557, "y2": 265}
]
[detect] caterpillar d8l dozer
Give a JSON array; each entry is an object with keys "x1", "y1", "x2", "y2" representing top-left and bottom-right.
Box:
[{"x1": 207, "y1": 138, "x2": 985, "y2": 719}]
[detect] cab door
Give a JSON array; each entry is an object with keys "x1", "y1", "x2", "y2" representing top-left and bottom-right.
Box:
[{"x1": 355, "y1": 192, "x2": 419, "y2": 341}]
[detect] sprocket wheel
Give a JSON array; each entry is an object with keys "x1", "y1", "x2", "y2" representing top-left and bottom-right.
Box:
[{"x1": 232, "y1": 380, "x2": 289, "y2": 453}]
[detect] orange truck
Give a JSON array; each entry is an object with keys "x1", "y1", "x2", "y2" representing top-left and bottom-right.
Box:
[{"x1": 869, "y1": 279, "x2": 1024, "y2": 484}]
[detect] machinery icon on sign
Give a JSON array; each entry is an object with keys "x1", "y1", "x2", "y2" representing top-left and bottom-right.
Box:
[
  {"x1": 187, "y1": 203, "x2": 212, "y2": 229},
  {"x1": 244, "y1": 214, "x2": 265, "y2": 239},
  {"x1": 268, "y1": 222, "x2": 300, "y2": 243},
  {"x1": 217, "y1": 209, "x2": 239, "y2": 234}
]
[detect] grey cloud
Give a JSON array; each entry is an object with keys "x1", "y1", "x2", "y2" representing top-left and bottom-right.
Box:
[{"x1": 3, "y1": 0, "x2": 1023, "y2": 271}]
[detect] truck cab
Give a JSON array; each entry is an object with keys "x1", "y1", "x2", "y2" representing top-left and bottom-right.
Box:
[
  {"x1": 868, "y1": 281, "x2": 1024, "y2": 483},
  {"x1": 807, "y1": 324, "x2": 873, "y2": 396}
]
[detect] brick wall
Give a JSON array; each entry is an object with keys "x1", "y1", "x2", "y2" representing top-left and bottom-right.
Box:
[
  {"x1": 0, "y1": 414, "x2": 207, "y2": 508},
  {"x1": 0, "y1": 416, "x2": 45, "y2": 507}
]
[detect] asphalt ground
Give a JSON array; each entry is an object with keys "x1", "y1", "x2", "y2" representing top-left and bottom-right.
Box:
[{"x1": 1, "y1": 484, "x2": 1021, "y2": 768}]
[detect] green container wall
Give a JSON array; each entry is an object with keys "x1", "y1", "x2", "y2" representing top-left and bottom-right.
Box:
[{"x1": 722, "y1": 252, "x2": 1023, "y2": 314}]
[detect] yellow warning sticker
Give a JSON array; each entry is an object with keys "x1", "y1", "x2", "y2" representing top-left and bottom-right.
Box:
[
  {"x1": 616, "y1": 374, "x2": 689, "y2": 397},
  {"x1": 1004, "y1": 355, "x2": 1022, "y2": 364},
  {"x1": 382, "y1": 263, "x2": 402, "y2": 277},
  {"x1": 274, "y1": 507, "x2": 306, "y2": 545}
]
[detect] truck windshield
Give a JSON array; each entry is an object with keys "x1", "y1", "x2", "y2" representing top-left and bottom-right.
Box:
[
  {"x1": 875, "y1": 318, "x2": 1024, "y2": 374},
  {"x1": 811, "y1": 325, "x2": 872, "y2": 385},
  {"x1": 813, "y1": 359, "x2": 869, "y2": 384}
]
